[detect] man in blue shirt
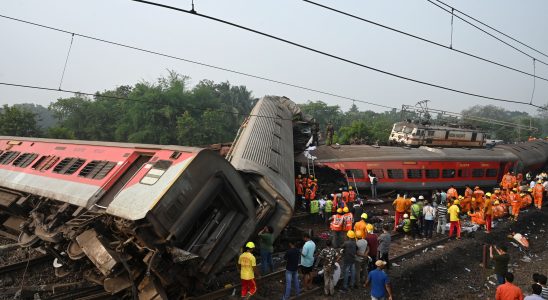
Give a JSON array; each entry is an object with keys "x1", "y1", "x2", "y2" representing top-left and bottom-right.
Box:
[
  {"x1": 365, "y1": 260, "x2": 393, "y2": 300},
  {"x1": 301, "y1": 233, "x2": 316, "y2": 291}
]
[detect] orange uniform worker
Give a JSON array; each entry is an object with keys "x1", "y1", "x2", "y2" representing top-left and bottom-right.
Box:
[
  {"x1": 447, "y1": 185, "x2": 458, "y2": 200},
  {"x1": 354, "y1": 213, "x2": 368, "y2": 238},
  {"x1": 238, "y1": 242, "x2": 258, "y2": 297},
  {"x1": 295, "y1": 175, "x2": 303, "y2": 197},
  {"x1": 473, "y1": 186, "x2": 485, "y2": 209},
  {"x1": 501, "y1": 172, "x2": 514, "y2": 191},
  {"x1": 509, "y1": 189, "x2": 521, "y2": 221},
  {"x1": 342, "y1": 206, "x2": 354, "y2": 232},
  {"x1": 392, "y1": 194, "x2": 408, "y2": 231},
  {"x1": 330, "y1": 208, "x2": 345, "y2": 247},
  {"x1": 348, "y1": 186, "x2": 356, "y2": 202},
  {"x1": 462, "y1": 185, "x2": 473, "y2": 213},
  {"x1": 341, "y1": 188, "x2": 350, "y2": 206},
  {"x1": 533, "y1": 180, "x2": 545, "y2": 209},
  {"x1": 467, "y1": 209, "x2": 485, "y2": 226}
]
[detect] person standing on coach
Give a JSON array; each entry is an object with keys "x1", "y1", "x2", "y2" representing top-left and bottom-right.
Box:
[{"x1": 368, "y1": 172, "x2": 378, "y2": 199}]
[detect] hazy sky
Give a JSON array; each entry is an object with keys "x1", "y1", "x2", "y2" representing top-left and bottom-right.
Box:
[{"x1": 1, "y1": 0, "x2": 547, "y2": 116}]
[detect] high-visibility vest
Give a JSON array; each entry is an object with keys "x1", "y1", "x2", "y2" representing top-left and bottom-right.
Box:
[
  {"x1": 324, "y1": 200, "x2": 333, "y2": 213},
  {"x1": 330, "y1": 214, "x2": 344, "y2": 231},
  {"x1": 343, "y1": 213, "x2": 353, "y2": 231},
  {"x1": 410, "y1": 204, "x2": 421, "y2": 220},
  {"x1": 310, "y1": 200, "x2": 319, "y2": 214}
]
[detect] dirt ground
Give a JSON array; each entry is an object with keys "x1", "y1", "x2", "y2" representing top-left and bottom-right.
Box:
[{"x1": 299, "y1": 206, "x2": 548, "y2": 300}]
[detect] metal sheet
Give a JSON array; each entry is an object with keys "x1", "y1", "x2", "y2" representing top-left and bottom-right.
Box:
[{"x1": 76, "y1": 229, "x2": 119, "y2": 276}]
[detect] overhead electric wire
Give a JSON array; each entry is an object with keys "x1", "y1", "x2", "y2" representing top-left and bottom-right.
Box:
[
  {"x1": 129, "y1": 0, "x2": 546, "y2": 110},
  {"x1": 302, "y1": 0, "x2": 548, "y2": 84},
  {"x1": 434, "y1": 0, "x2": 548, "y2": 60},
  {"x1": 426, "y1": 0, "x2": 548, "y2": 67},
  {"x1": 0, "y1": 81, "x2": 295, "y2": 121},
  {"x1": 0, "y1": 13, "x2": 394, "y2": 110}
]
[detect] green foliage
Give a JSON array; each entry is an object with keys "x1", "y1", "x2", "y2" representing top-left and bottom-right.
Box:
[
  {"x1": 46, "y1": 72, "x2": 254, "y2": 146},
  {"x1": 0, "y1": 104, "x2": 41, "y2": 136}
]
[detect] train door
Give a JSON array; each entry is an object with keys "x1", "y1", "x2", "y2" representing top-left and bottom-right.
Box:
[{"x1": 95, "y1": 154, "x2": 153, "y2": 208}]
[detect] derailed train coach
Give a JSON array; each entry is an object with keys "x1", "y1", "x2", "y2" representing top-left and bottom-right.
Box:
[{"x1": 0, "y1": 96, "x2": 309, "y2": 298}]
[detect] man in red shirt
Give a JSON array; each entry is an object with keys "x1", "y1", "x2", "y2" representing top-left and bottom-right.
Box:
[{"x1": 496, "y1": 272, "x2": 524, "y2": 300}]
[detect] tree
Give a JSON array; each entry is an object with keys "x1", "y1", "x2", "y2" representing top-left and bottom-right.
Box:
[{"x1": 0, "y1": 104, "x2": 40, "y2": 136}]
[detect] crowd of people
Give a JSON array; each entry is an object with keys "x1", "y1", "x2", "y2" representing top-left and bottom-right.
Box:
[{"x1": 236, "y1": 170, "x2": 547, "y2": 299}]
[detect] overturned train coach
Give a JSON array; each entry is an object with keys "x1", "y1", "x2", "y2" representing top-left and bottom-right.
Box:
[
  {"x1": 0, "y1": 96, "x2": 309, "y2": 298},
  {"x1": 301, "y1": 139, "x2": 548, "y2": 191}
]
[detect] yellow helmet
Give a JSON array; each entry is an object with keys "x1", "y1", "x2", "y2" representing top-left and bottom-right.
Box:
[
  {"x1": 349, "y1": 186, "x2": 353, "y2": 190},
  {"x1": 347, "y1": 230, "x2": 356, "y2": 239},
  {"x1": 366, "y1": 223, "x2": 374, "y2": 233},
  {"x1": 512, "y1": 188, "x2": 517, "y2": 192},
  {"x1": 337, "y1": 208, "x2": 343, "y2": 214},
  {"x1": 520, "y1": 193, "x2": 525, "y2": 196},
  {"x1": 314, "y1": 179, "x2": 318, "y2": 182},
  {"x1": 454, "y1": 200, "x2": 460, "y2": 205},
  {"x1": 528, "y1": 188, "x2": 533, "y2": 193},
  {"x1": 343, "y1": 207, "x2": 349, "y2": 213},
  {"x1": 245, "y1": 241, "x2": 255, "y2": 249},
  {"x1": 494, "y1": 200, "x2": 500, "y2": 205},
  {"x1": 458, "y1": 195, "x2": 464, "y2": 199},
  {"x1": 361, "y1": 213, "x2": 368, "y2": 220},
  {"x1": 486, "y1": 192, "x2": 492, "y2": 197},
  {"x1": 471, "y1": 198, "x2": 476, "y2": 202}
]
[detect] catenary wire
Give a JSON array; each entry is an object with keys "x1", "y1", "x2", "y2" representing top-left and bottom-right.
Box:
[
  {"x1": 426, "y1": 0, "x2": 548, "y2": 67},
  {"x1": 0, "y1": 81, "x2": 297, "y2": 121},
  {"x1": 434, "y1": 0, "x2": 548, "y2": 60},
  {"x1": 0, "y1": 13, "x2": 394, "y2": 110},
  {"x1": 58, "y1": 33, "x2": 75, "y2": 90},
  {"x1": 302, "y1": 0, "x2": 548, "y2": 84},
  {"x1": 129, "y1": 0, "x2": 546, "y2": 110}
]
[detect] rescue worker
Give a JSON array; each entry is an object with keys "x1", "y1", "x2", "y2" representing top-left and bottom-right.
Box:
[
  {"x1": 348, "y1": 186, "x2": 356, "y2": 203},
  {"x1": 310, "y1": 197, "x2": 320, "y2": 224},
  {"x1": 501, "y1": 171, "x2": 513, "y2": 191},
  {"x1": 533, "y1": 180, "x2": 545, "y2": 209},
  {"x1": 509, "y1": 189, "x2": 521, "y2": 221},
  {"x1": 309, "y1": 179, "x2": 318, "y2": 201},
  {"x1": 447, "y1": 185, "x2": 458, "y2": 200},
  {"x1": 295, "y1": 175, "x2": 304, "y2": 210},
  {"x1": 448, "y1": 199, "x2": 461, "y2": 239},
  {"x1": 484, "y1": 192, "x2": 494, "y2": 233},
  {"x1": 304, "y1": 185, "x2": 312, "y2": 212},
  {"x1": 329, "y1": 208, "x2": 345, "y2": 248},
  {"x1": 473, "y1": 186, "x2": 485, "y2": 209},
  {"x1": 342, "y1": 206, "x2": 354, "y2": 235},
  {"x1": 342, "y1": 188, "x2": 350, "y2": 207},
  {"x1": 467, "y1": 209, "x2": 485, "y2": 226},
  {"x1": 238, "y1": 241, "x2": 258, "y2": 297},
  {"x1": 392, "y1": 194, "x2": 407, "y2": 231},
  {"x1": 398, "y1": 213, "x2": 412, "y2": 239},
  {"x1": 522, "y1": 190, "x2": 533, "y2": 208},
  {"x1": 409, "y1": 197, "x2": 421, "y2": 239},
  {"x1": 462, "y1": 185, "x2": 473, "y2": 213},
  {"x1": 354, "y1": 213, "x2": 368, "y2": 238},
  {"x1": 324, "y1": 197, "x2": 333, "y2": 226}
]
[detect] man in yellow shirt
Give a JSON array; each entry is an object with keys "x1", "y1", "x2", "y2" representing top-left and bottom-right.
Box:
[
  {"x1": 238, "y1": 241, "x2": 258, "y2": 297},
  {"x1": 448, "y1": 200, "x2": 461, "y2": 239}
]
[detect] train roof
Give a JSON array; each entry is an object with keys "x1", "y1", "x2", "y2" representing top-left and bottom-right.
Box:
[{"x1": 300, "y1": 144, "x2": 519, "y2": 163}]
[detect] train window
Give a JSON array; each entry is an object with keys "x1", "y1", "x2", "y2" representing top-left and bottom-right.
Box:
[
  {"x1": 425, "y1": 169, "x2": 440, "y2": 178},
  {"x1": 32, "y1": 155, "x2": 60, "y2": 172},
  {"x1": 457, "y1": 169, "x2": 471, "y2": 177},
  {"x1": 406, "y1": 169, "x2": 423, "y2": 179},
  {"x1": 141, "y1": 160, "x2": 172, "y2": 185},
  {"x1": 0, "y1": 151, "x2": 21, "y2": 165},
  {"x1": 486, "y1": 169, "x2": 498, "y2": 177},
  {"x1": 442, "y1": 169, "x2": 455, "y2": 178},
  {"x1": 345, "y1": 169, "x2": 364, "y2": 179},
  {"x1": 472, "y1": 169, "x2": 485, "y2": 177},
  {"x1": 369, "y1": 169, "x2": 384, "y2": 179},
  {"x1": 79, "y1": 160, "x2": 117, "y2": 179},
  {"x1": 53, "y1": 157, "x2": 86, "y2": 175},
  {"x1": 12, "y1": 153, "x2": 39, "y2": 168},
  {"x1": 428, "y1": 131, "x2": 435, "y2": 136},
  {"x1": 387, "y1": 169, "x2": 404, "y2": 179}
]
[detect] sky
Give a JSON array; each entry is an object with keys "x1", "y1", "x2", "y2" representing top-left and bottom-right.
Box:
[{"x1": 1, "y1": 0, "x2": 547, "y2": 116}]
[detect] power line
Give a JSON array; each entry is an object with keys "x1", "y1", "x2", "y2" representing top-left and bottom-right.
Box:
[
  {"x1": 302, "y1": 0, "x2": 548, "y2": 84},
  {"x1": 426, "y1": 0, "x2": 548, "y2": 67},
  {"x1": 434, "y1": 0, "x2": 548, "y2": 60},
  {"x1": 0, "y1": 81, "x2": 295, "y2": 121},
  {"x1": 129, "y1": 0, "x2": 546, "y2": 110},
  {"x1": 0, "y1": 14, "x2": 395, "y2": 110}
]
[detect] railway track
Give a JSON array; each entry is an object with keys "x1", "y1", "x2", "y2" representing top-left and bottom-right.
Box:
[
  {"x1": 0, "y1": 254, "x2": 51, "y2": 275},
  {"x1": 191, "y1": 233, "x2": 452, "y2": 299}
]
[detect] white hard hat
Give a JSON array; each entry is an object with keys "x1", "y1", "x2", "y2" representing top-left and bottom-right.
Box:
[
  {"x1": 410, "y1": 197, "x2": 416, "y2": 202},
  {"x1": 418, "y1": 195, "x2": 424, "y2": 200}
]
